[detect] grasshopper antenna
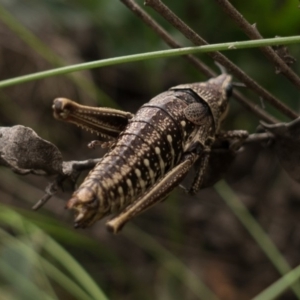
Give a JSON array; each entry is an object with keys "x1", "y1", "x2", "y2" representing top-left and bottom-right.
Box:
[
  {"x1": 214, "y1": 61, "x2": 227, "y2": 74},
  {"x1": 232, "y1": 82, "x2": 246, "y2": 88}
]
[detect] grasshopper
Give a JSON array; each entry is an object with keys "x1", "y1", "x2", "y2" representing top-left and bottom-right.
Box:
[{"x1": 53, "y1": 73, "x2": 247, "y2": 233}]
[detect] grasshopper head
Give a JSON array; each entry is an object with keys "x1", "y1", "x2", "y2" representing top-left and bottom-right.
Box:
[
  {"x1": 198, "y1": 74, "x2": 232, "y2": 131},
  {"x1": 66, "y1": 187, "x2": 106, "y2": 228},
  {"x1": 172, "y1": 74, "x2": 232, "y2": 131}
]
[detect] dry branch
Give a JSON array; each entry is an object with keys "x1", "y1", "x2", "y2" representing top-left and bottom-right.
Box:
[
  {"x1": 144, "y1": 0, "x2": 298, "y2": 120},
  {"x1": 120, "y1": 0, "x2": 278, "y2": 124},
  {"x1": 215, "y1": 0, "x2": 300, "y2": 88}
]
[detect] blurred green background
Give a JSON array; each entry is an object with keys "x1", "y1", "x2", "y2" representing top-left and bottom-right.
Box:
[{"x1": 0, "y1": 0, "x2": 300, "y2": 299}]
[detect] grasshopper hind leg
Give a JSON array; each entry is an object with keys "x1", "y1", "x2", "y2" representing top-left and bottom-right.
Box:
[
  {"x1": 52, "y1": 98, "x2": 133, "y2": 146},
  {"x1": 106, "y1": 152, "x2": 199, "y2": 234}
]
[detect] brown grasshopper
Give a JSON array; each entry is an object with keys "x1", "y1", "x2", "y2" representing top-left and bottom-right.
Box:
[{"x1": 53, "y1": 73, "x2": 247, "y2": 233}]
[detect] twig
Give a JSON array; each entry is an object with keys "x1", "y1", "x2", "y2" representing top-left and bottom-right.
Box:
[
  {"x1": 144, "y1": 0, "x2": 298, "y2": 120},
  {"x1": 244, "y1": 132, "x2": 273, "y2": 144},
  {"x1": 32, "y1": 158, "x2": 102, "y2": 210},
  {"x1": 120, "y1": 0, "x2": 278, "y2": 123},
  {"x1": 63, "y1": 158, "x2": 101, "y2": 174},
  {"x1": 215, "y1": 0, "x2": 300, "y2": 89},
  {"x1": 32, "y1": 175, "x2": 66, "y2": 210},
  {"x1": 232, "y1": 90, "x2": 278, "y2": 124}
]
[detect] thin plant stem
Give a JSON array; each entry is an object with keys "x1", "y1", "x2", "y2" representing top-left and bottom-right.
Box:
[{"x1": 0, "y1": 35, "x2": 299, "y2": 89}]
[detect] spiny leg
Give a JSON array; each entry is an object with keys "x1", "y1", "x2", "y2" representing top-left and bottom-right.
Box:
[
  {"x1": 52, "y1": 98, "x2": 133, "y2": 144},
  {"x1": 216, "y1": 130, "x2": 249, "y2": 151},
  {"x1": 106, "y1": 152, "x2": 199, "y2": 234},
  {"x1": 188, "y1": 130, "x2": 249, "y2": 194},
  {"x1": 183, "y1": 101, "x2": 214, "y2": 194},
  {"x1": 188, "y1": 151, "x2": 210, "y2": 195},
  {"x1": 88, "y1": 140, "x2": 115, "y2": 149}
]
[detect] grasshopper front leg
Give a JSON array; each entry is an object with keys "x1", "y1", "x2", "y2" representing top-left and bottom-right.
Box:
[
  {"x1": 188, "y1": 151, "x2": 210, "y2": 195},
  {"x1": 52, "y1": 98, "x2": 133, "y2": 144},
  {"x1": 216, "y1": 130, "x2": 249, "y2": 150},
  {"x1": 189, "y1": 129, "x2": 249, "y2": 194}
]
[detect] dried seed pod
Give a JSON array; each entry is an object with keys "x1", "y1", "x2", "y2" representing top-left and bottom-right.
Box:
[{"x1": 0, "y1": 125, "x2": 63, "y2": 175}]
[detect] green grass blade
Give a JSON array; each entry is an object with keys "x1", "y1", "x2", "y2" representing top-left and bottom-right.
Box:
[
  {"x1": 0, "y1": 229, "x2": 101, "y2": 300},
  {"x1": 253, "y1": 264, "x2": 300, "y2": 300},
  {"x1": 125, "y1": 225, "x2": 220, "y2": 300},
  {"x1": 0, "y1": 205, "x2": 109, "y2": 300},
  {"x1": 0, "y1": 228, "x2": 98, "y2": 300},
  {"x1": 0, "y1": 228, "x2": 57, "y2": 300},
  {"x1": 0, "y1": 35, "x2": 299, "y2": 88},
  {"x1": 0, "y1": 259, "x2": 55, "y2": 300},
  {"x1": 214, "y1": 180, "x2": 300, "y2": 299},
  {"x1": 42, "y1": 235, "x2": 109, "y2": 300}
]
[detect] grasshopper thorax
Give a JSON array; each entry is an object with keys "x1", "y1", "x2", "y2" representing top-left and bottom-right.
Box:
[
  {"x1": 171, "y1": 74, "x2": 232, "y2": 132},
  {"x1": 204, "y1": 74, "x2": 232, "y2": 129}
]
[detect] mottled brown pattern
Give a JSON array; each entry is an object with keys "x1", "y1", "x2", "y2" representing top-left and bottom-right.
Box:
[
  {"x1": 53, "y1": 98, "x2": 133, "y2": 140},
  {"x1": 172, "y1": 74, "x2": 232, "y2": 130},
  {"x1": 56, "y1": 74, "x2": 232, "y2": 231}
]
